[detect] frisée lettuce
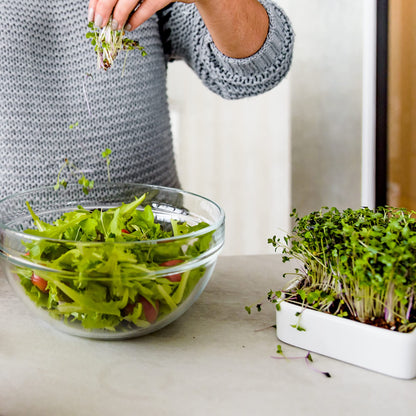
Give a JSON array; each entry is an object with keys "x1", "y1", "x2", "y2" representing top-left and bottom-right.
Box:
[{"x1": 17, "y1": 193, "x2": 213, "y2": 332}]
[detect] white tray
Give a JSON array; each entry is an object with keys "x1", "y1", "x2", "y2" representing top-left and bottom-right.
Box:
[{"x1": 276, "y1": 300, "x2": 416, "y2": 379}]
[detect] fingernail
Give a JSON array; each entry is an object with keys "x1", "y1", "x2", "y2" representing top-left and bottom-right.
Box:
[
  {"x1": 111, "y1": 19, "x2": 119, "y2": 31},
  {"x1": 125, "y1": 23, "x2": 132, "y2": 31},
  {"x1": 94, "y1": 14, "x2": 103, "y2": 28},
  {"x1": 88, "y1": 8, "x2": 94, "y2": 22}
]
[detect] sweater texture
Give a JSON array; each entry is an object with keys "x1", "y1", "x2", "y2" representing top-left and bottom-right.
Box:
[{"x1": 0, "y1": 1, "x2": 294, "y2": 199}]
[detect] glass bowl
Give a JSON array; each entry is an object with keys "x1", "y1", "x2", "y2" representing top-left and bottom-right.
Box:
[{"x1": 0, "y1": 183, "x2": 225, "y2": 339}]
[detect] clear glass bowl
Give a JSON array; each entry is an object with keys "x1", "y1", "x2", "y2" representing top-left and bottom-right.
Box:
[{"x1": 0, "y1": 183, "x2": 225, "y2": 339}]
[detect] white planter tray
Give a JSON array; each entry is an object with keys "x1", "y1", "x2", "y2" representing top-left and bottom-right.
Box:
[{"x1": 276, "y1": 300, "x2": 416, "y2": 379}]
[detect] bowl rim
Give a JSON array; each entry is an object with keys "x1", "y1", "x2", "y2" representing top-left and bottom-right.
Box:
[{"x1": 0, "y1": 182, "x2": 225, "y2": 246}]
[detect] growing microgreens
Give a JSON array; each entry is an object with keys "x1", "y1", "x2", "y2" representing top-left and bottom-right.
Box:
[
  {"x1": 267, "y1": 206, "x2": 416, "y2": 333},
  {"x1": 86, "y1": 20, "x2": 147, "y2": 71}
]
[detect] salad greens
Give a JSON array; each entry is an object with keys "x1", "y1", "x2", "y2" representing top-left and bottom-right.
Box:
[
  {"x1": 267, "y1": 206, "x2": 416, "y2": 333},
  {"x1": 86, "y1": 20, "x2": 146, "y2": 71},
  {"x1": 17, "y1": 194, "x2": 213, "y2": 332}
]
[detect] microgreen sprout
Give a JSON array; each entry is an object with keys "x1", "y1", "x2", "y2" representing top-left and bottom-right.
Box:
[
  {"x1": 271, "y1": 348, "x2": 331, "y2": 378},
  {"x1": 291, "y1": 322, "x2": 306, "y2": 332},
  {"x1": 268, "y1": 206, "x2": 416, "y2": 333},
  {"x1": 54, "y1": 148, "x2": 112, "y2": 195},
  {"x1": 69, "y1": 121, "x2": 79, "y2": 130},
  {"x1": 54, "y1": 158, "x2": 70, "y2": 191},
  {"x1": 78, "y1": 175, "x2": 94, "y2": 195},
  {"x1": 253, "y1": 324, "x2": 276, "y2": 332},
  {"x1": 245, "y1": 303, "x2": 263, "y2": 315},
  {"x1": 54, "y1": 158, "x2": 93, "y2": 195},
  {"x1": 86, "y1": 20, "x2": 147, "y2": 71},
  {"x1": 245, "y1": 289, "x2": 282, "y2": 316},
  {"x1": 101, "y1": 148, "x2": 112, "y2": 182}
]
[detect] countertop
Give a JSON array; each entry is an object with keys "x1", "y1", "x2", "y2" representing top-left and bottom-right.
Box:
[{"x1": 0, "y1": 254, "x2": 414, "y2": 416}]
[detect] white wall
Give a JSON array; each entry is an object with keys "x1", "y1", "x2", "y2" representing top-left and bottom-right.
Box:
[
  {"x1": 361, "y1": 0, "x2": 377, "y2": 209},
  {"x1": 167, "y1": 62, "x2": 291, "y2": 256},
  {"x1": 281, "y1": 0, "x2": 365, "y2": 217},
  {"x1": 167, "y1": 0, "x2": 374, "y2": 255}
]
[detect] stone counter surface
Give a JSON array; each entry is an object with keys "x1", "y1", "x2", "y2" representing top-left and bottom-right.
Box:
[{"x1": 0, "y1": 255, "x2": 413, "y2": 416}]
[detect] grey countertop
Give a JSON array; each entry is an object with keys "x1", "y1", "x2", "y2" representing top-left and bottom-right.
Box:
[{"x1": 0, "y1": 254, "x2": 414, "y2": 416}]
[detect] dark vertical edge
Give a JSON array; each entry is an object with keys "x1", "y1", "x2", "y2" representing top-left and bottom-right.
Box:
[{"x1": 375, "y1": 0, "x2": 389, "y2": 207}]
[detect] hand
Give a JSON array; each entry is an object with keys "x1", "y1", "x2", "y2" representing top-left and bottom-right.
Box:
[
  {"x1": 88, "y1": 0, "x2": 269, "y2": 59},
  {"x1": 88, "y1": 0, "x2": 193, "y2": 31}
]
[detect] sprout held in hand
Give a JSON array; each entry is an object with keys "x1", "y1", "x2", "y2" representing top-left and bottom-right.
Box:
[{"x1": 86, "y1": 19, "x2": 147, "y2": 71}]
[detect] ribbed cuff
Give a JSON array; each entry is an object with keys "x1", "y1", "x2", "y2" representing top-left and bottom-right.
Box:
[{"x1": 204, "y1": 0, "x2": 294, "y2": 77}]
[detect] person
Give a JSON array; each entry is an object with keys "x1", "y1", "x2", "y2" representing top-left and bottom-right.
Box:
[{"x1": 0, "y1": 0, "x2": 294, "y2": 199}]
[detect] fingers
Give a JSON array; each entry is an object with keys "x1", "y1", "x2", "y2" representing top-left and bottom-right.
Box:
[
  {"x1": 112, "y1": 0, "x2": 143, "y2": 30},
  {"x1": 88, "y1": 0, "x2": 145, "y2": 30},
  {"x1": 126, "y1": 0, "x2": 170, "y2": 31},
  {"x1": 88, "y1": 0, "x2": 99, "y2": 22},
  {"x1": 94, "y1": 0, "x2": 118, "y2": 27}
]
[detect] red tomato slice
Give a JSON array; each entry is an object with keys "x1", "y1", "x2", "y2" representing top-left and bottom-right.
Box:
[
  {"x1": 159, "y1": 259, "x2": 184, "y2": 267},
  {"x1": 165, "y1": 273, "x2": 182, "y2": 282},
  {"x1": 31, "y1": 272, "x2": 48, "y2": 293},
  {"x1": 139, "y1": 297, "x2": 159, "y2": 323},
  {"x1": 159, "y1": 259, "x2": 184, "y2": 282}
]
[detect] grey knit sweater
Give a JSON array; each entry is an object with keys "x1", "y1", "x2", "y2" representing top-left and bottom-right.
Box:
[{"x1": 0, "y1": 1, "x2": 294, "y2": 199}]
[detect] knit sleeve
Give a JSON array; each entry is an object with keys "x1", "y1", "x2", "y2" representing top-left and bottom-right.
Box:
[{"x1": 157, "y1": 0, "x2": 294, "y2": 100}]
